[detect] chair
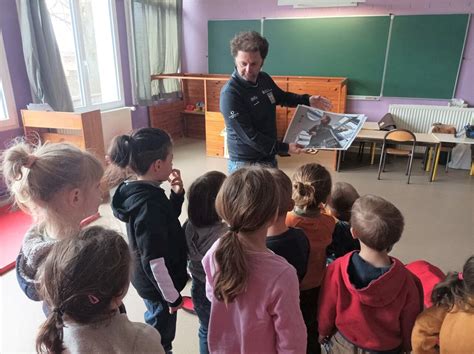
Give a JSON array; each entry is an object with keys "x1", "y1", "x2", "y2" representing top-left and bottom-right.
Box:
[{"x1": 377, "y1": 129, "x2": 416, "y2": 184}]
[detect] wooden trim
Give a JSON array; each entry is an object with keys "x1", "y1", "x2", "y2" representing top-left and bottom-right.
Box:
[{"x1": 21, "y1": 110, "x2": 85, "y2": 130}]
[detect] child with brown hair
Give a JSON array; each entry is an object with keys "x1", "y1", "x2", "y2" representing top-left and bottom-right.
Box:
[
  {"x1": 325, "y1": 181, "x2": 360, "y2": 263},
  {"x1": 318, "y1": 195, "x2": 423, "y2": 353},
  {"x1": 203, "y1": 167, "x2": 306, "y2": 353},
  {"x1": 412, "y1": 255, "x2": 474, "y2": 353},
  {"x1": 266, "y1": 168, "x2": 310, "y2": 281},
  {"x1": 108, "y1": 128, "x2": 187, "y2": 353},
  {"x1": 286, "y1": 163, "x2": 335, "y2": 354},
  {"x1": 36, "y1": 226, "x2": 165, "y2": 354},
  {"x1": 183, "y1": 171, "x2": 227, "y2": 354},
  {"x1": 1, "y1": 141, "x2": 104, "y2": 301}
]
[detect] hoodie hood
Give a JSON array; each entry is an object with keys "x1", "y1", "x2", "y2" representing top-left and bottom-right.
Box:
[
  {"x1": 112, "y1": 181, "x2": 164, "y2": 223},
  {"x1": 341, "y1": 252, "x2": 409, "y2": 308},
  {"x1": 184, "y1": 221, "x2": 228, "y2": 283},
  {"x1": 185, "y1": 221, "x2": 228, "y2": 262}
]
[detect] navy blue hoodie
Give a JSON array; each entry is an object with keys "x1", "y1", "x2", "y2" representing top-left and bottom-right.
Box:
[
  {"x1": 220, "y1": 68, "x2": 310, "y2": 162},
  {"x1": 111, "y1": 181, "x2": 187, "y2": 306}
]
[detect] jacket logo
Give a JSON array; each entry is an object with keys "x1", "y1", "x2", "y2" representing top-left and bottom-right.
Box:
[{"x1": 229, "y1": 111, "x2": 240, "y2": 119}]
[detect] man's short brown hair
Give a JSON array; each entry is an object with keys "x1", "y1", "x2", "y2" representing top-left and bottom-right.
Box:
[
  {"x1": 350, "y1": 195, "x2": 404, "y2": 251},
  {"x1": 230, "y1": 31, "x2": 269, "y2": 60}
]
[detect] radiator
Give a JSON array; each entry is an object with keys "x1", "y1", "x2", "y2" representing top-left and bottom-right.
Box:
[{"x1": 388, "y1": 105, "x2": 474, "y2": 133}]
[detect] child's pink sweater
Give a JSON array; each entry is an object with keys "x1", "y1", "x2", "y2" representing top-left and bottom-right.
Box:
[{"x1": 202, "y1": 240, "x2": 306, "y2": 354}]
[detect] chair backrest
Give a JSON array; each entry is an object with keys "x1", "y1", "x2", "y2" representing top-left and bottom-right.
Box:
[{"x1": 384, "y1": 129, "x2": 416, "y2": 143}]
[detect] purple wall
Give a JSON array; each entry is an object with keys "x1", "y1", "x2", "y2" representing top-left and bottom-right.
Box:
[
  {"x1": 115, "y1": 0, "x2": 149, "y2": 129},
  {"x1": 182, "y1": 0, "x2": 474, "y2": 121},
  {"x1": 0, "y1": 0, "x2": 32, "y2": 147}
]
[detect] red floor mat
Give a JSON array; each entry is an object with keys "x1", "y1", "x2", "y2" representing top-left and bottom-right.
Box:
[{"x1": 0, "y1": 205, "x2": 33, "y2": 275}]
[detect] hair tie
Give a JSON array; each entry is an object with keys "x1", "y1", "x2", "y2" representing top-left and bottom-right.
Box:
[
  {"x1": 229, "y1": 226, "x2": 240, "y2": 233},
  {"x1": 24, "y1": 155, "x2": 38, "y2": 169},
  {"x1": 52, "y1": 307, "x2": 64, "y2": 316},
  {"x1": 458, "y1": 272, "x2": 464, "y2": 281},
  {"x1": 88, "y1": 294, "x2": 100, "y2": 304}
]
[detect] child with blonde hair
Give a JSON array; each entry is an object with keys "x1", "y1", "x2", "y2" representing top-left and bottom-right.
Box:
[
  {"x1": 318, "y1": 195, "x2": 423, "y2": 353},
  {"x1": 184, "y1": 171, "x2": 227, "y2": 354},
  {"x1": 108, "y1": 128, "x2": 187, "y2": 353},
  {"x1": 36, "y1": 226, "x2": 165, "y2": 354},
  {"x1": 412, "y1": 255, "x2": 474, "y2": 353},
  {"x1": 325, "y1": 181, "x2": 360, "y2": 263},
  {"x1": 1, "y1": 141, "x2": 103, "y2": 301},
  {"x1": 266, "y1": 168, "x2": 310, "y2": 281},
  {"x1": 203, "y1": 167, "x2": 306, "y2": 353},
  {"x1": 286, "y1": 163, "x2": 335, "y2": 354}
]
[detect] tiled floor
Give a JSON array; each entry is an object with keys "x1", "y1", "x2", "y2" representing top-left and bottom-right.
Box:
[{"x1": 1, "y1": 138, "x2": 473, "y2": 353}]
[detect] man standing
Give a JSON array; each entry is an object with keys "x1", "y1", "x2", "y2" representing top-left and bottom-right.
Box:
[{"x1": 220, "y1": 31, "x2": 332, "y2": 173}]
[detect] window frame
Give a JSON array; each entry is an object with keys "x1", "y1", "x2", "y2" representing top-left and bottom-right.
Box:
[
  {"x1": 0, "y1": 32, "x2": 19, "y2": 132},
  {"x1": 48, "y1": 0, "x2": 125, "y2": 112}
]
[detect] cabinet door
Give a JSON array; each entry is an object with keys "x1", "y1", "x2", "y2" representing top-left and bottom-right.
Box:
[{"x1": 205, "y1": 112, "x2": 226, "y2": 157}]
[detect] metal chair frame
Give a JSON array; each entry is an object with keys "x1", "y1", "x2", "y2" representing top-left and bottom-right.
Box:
[{"x1": 377, "y1": 129, "x2": 417, "y2": 184}]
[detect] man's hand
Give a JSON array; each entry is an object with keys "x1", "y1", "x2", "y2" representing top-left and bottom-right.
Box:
[
  {"x1": 309, "y1": 95, "x2": 332, "y2": 111},
  {"x1": 288, "y1": 143, "x2": 304, "y2": 154},
  {"x1": 168, "y1": 169, "x2": 184, "y2": 194},
  {"x1": 169, "y1": 299, "x2": 183, "y2": 314}
]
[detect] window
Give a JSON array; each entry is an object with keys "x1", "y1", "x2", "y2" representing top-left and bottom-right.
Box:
[
  {"x1": 46, "y1": 0, "x2": 123, "y2": 111},
  {"x1": 0, "y1": 32, "x2": 18, "y2": 131}
]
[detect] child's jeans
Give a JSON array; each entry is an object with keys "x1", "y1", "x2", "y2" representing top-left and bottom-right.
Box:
[
  {"x1": 191, "y1": 278, "x2": 211, "y2": 354},
  {"x1": 144, "y1": 298, "x2": 177, "y2": 353}
]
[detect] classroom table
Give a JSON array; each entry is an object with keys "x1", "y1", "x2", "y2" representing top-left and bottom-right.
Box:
[
  {"x1": 344, "y1": 130, "x2": 440, "y2": 181},
  {"x1": 431, "y1": 133, "x2": 474, "y2": 180}
]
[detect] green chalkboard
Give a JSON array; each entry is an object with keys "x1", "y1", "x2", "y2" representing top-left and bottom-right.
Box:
[
  {"x1": 207, "y1": 15, "x2": 469, "y2": 98},
  {"x1": 383, "y1": 14, "x2": 469, "y2": 99},
  {"x1": 263, "y1": 17, "x2": 390, "y2": 96},
  {"x1": 208, "y1": 20, "x2": 261, "y2": 75}
]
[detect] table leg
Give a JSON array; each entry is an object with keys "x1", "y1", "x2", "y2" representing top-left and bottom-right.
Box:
[
  {"x1": 370, "y1": 143, "x2": 376, "y2": 165},
  {"x1": 430, "y1": 143, "x2": 442, "y2": 182},
  {"x1": 425, "y1": 147, "x2": 432, "y2": 172},
  {"x1": 336, "y1": 150, "x2": 342, "y2": 172}
]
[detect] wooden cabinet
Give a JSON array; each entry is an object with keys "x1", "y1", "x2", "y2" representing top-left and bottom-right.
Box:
[{"x1": 151, "y1": 73, "x2": 347, "y2": 160}]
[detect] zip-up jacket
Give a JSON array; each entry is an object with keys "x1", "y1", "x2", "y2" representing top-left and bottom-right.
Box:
[
  {"x1": 111, "y1": 181, "x2": 188, "y2": 307},
  {"x1": 220, "y1": 68, "x2": 310, "y2": 162}
]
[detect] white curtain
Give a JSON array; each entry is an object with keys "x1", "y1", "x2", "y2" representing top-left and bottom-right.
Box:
[
  {"x1": 129, "y1": 0, "x2": 182, "y2": 104},
  {"x1": 17, "y1": 0, "x2": 73, "y2": 112}
]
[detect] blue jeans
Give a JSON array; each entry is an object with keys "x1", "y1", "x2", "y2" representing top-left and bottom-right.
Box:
[
  {"x1": 144, "y1": 298, "x2": 177, "y2": 353},
  {"x1": 227, "y1": 157, "x2": 278, "y2": 174},
  {"x1": 192, "y1": 278, "x2": 211, "y2": 354}
]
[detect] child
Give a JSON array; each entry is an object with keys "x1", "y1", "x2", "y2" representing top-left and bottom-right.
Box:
[
  {"x1": 183, "y1": 171, "x2": 227, "y2": 354},
  {"x1": 318, "y1": 195, "x2": 423, "y2": 353},
  {"x1": 412, "y1": 255, "x2": 474, "y2": 353},
  {"x1": 1, "y1": 141, "x2": 103, "y2": 301},
  {"x1": 286, "y1": 163, "x2": 335, "y2": 354},
  {"x1": 108, "y1": 128, "x2": 187, "y2": 353},
  {"x1": 266, "y1": 168, "x2": 310, "y2": 281},
  {"x1": 36, "y1": 226, "x2": 165, "y2": 354},
  {"x1": 325, "y1": 182, "x2": 360, "y2": 263},
  {"x1": 203, "y1": 167, "x2": 307, "y2": 353}
]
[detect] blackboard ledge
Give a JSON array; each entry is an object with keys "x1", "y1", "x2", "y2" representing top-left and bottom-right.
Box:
[{"x1": 348, "y1": 95, "x2": 381, "y2": 101}]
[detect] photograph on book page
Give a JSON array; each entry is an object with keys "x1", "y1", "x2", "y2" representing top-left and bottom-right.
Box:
[{"x1": 283, "y1": 105, "x2": 367, "y2": 151}]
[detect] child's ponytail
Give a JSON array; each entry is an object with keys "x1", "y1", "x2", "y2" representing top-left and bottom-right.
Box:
[
  {"x1": 213, "y1": 167, "x2": 279, "y2": 304},
  {"x1": 105, "y1": 128, "x2": 172, "y2": 187},
  {"x1": 431, "y1": 255, "x2": 474, "y2": 310},
  {"x1": 214, "y1": 230, "x2": 248, "y2": 304},
  {"x1": 292, "y1": 163, "x2": 332, "y2": 212},
  {"x1": 36, "y1": 310, "x2": 65, "y2": 354}
]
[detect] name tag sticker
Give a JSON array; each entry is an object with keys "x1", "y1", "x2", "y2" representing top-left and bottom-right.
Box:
[{"x1": 267, "y1": 92, "x2": 276, "y2": 104}]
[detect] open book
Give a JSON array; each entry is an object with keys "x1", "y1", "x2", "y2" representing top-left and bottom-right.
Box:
[{"x1": 283, "y1": 105, "x2": 367, "y2": 151}]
